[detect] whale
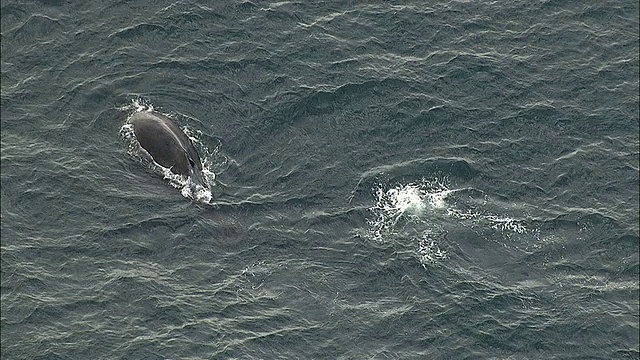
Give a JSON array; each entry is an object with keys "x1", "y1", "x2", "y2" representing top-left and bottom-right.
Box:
[{"x1": 129, "y1": 111, "x2": 207, "y2": 189}]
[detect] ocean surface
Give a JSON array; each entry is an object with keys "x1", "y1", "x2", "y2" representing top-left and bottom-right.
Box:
[{"x1": 1, "y1": 1, "x2": 638, "y2": 359}]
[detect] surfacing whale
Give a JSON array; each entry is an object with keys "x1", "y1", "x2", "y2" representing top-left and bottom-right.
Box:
[{"x1": 129, "y1": 111, "x2": 207, "y2": 190}]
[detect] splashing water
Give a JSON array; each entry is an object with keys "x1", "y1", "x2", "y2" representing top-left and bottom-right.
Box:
[
  {"x1": 367, "y1": 179, "x2": 452, "y2": 242},
  {"x1": 365, "y1": 179, "x2": 453, "y2": 268},
  {"x1": 364, "y1": 177, "x2": 531, "y2": 268},
  {"x1": 370, "y1": 183, "x2": 426, "y2": 233},
  {"x1": 118, "y1": 98, "x2": 154, "y2": 113},
  {"x1": 384, "y1": 185, "x2": 427, "y2": 218}
]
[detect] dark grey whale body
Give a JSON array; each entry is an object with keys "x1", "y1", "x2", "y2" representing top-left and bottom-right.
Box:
[{"x1": 130, "y1": 111, "x2": 207, "y2": 189}]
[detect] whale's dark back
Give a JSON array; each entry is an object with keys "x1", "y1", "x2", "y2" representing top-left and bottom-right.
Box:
[{"x1": 129, "y1": 111, "x2": 206, "y2": 187}]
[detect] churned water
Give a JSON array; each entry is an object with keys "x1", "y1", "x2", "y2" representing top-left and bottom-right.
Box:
[{"x1": 1, "y1": 1, "x2": 638, "y2": 359}]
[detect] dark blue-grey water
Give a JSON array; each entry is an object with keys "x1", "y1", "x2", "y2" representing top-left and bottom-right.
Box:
[{"x1": 1, "y1": 1, "x2": 639, "y2": 359}]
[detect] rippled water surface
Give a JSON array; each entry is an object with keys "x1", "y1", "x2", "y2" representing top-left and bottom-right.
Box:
[{"x1": 1, "y1": 1, "x2": 638, "y2": 359}]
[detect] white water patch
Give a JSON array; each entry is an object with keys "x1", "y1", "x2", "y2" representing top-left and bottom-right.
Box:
[
  {"x1": 366, "y1": 179, "x2": 452, "y2": 267},
  {"x1": 181, "y1": 125, "x2": 227, "y2": 185},
  {"x1": 180, "y1": 179, "x2": 213, "y2": 203},
  {"x1": 367, "y1": 178, "x2": 452, "y2": 240},
  {"x1": 365, "y1": 177, "x2": 534, "y2": 267},
  {"x1": 368, "y1": 183, "x2": 423, "y2": 242},
  {"x1": 118, "y1": 98, "x2": 154, "y2": 114},
  {"x1": 119, "y1": 99, "x2": 217, "y2": 204},
  {"x1": 380, "y1": 184, "x2": 427, "y2": 219}
]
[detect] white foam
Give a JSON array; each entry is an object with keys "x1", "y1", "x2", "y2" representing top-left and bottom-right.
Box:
[
  {"x1": 118, "y1": 98, "x2": 154, "y2": 114},
  {"x1": 365, "y1": 176, "x2": 532, "y2": 268},
  {"x1": 385, "y1": 184, "x2": 426, "y2": 217},
  {"x1": 427, "y1": 189, "x2": 455, "y2": 209},
  {"x1": 367, "y1": 179, "x2": 451, "y2": 243}
]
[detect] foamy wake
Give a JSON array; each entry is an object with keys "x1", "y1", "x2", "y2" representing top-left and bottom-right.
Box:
[
  {"x1": 366, "y1": 178, "x2": 530, "y2": 267},
  {"x1": 366, "y1": 179, "x2": 451, "y2": 266}
]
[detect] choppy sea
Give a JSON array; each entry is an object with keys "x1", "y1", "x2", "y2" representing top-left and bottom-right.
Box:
[{"x1": 1, "y1": 1, "x2": 639, "y2": 359}]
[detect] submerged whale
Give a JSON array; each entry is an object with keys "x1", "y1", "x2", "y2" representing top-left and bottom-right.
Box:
[{"x1": 129, "y1": 111, "x2": 207, "y2": 189}]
